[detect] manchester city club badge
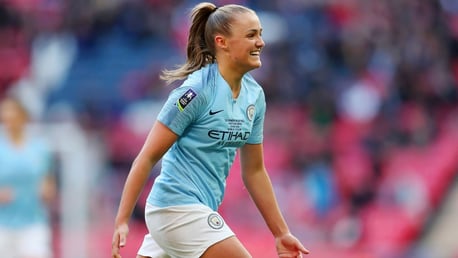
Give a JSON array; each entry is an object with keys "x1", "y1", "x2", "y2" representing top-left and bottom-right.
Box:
[
  {"x1": 246, "y1": 104, "x2": 255, "y2": 121},
  {"x1": 207, "y1": 213, "x2": 224, "y2": 230}
]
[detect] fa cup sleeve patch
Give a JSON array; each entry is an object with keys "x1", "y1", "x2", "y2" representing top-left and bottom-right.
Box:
[{"x1": 177, "y1": 89, "x2": 197, "y2": 111}]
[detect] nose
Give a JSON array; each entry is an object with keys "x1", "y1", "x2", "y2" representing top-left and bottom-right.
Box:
[{"x1": 256, "y1": 36, "x2": 265, "y2": 49}]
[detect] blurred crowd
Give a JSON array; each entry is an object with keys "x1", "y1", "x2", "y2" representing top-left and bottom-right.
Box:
[{"x1": 1, "y1": 0, "x2": 458, "y2": 257}]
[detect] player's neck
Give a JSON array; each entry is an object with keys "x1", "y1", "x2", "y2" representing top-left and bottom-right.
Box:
[
  {"x1": 6, "y1": 128, "x2": 25, "y2": 147},
  {"x1": 217, "y1": 64, "x2": 242, "y2": 99}
]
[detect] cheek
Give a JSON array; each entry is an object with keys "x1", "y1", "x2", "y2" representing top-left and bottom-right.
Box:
[
  {"x1": 1, "y1": 111, "x2": 25, "y2": 125},
  {"x1": 229, "y1": 41, "x2": 247, "y2": 54},
  {"x1": 230, "y1": 46, "x2": 249, "y2": 60}
]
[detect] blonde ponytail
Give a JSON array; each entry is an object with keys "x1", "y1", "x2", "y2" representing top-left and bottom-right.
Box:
[{"x1": 160, "y1": 2, "x2": 217, "y2": 85}]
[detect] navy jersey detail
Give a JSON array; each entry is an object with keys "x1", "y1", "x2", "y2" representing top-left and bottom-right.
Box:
[{"x1": 177, "y1": 89, "x2": 197, "y2": 111}]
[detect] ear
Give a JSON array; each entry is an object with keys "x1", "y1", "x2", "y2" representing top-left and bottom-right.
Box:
[{"x1": 214, "y1": 35, "x2": 227, "y2": 49}]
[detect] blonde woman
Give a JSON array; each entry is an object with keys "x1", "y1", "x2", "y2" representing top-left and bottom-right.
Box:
[
  {"x1": 112, "y1": 2, "x2": 309, "y2": 258},
  {"x1": 0, "y1": 96, "x2": 56, "y2": 258}
]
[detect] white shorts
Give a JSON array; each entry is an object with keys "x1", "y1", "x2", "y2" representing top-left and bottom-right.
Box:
[
  {"x1": 138, "y1": 204, "x2": 234, "y2": 258},
  {"x1": 0, "y1": 223, "x2": 52, "y2": 258}
]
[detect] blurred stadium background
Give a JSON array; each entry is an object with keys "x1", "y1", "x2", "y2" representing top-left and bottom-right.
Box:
[{"x1": 1, "y1": 0, "x2": 458, "y2": 257}]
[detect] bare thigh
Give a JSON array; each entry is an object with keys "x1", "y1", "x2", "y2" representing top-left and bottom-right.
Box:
[{"x1": 201, "y1": 236, "x2": 251, "y2": 258}]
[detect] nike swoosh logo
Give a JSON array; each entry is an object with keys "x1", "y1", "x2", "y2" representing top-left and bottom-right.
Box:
[{"x1": 209, "y1": 109, "x2": 224, "y2": 115}]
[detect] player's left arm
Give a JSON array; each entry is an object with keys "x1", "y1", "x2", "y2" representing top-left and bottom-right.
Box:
[
  {"x1": 40, "y1": 173, "x2": 57, "y2": 205},
  {"x1": 240, "y1": 143, "x2": 309, "y2": 257},
  {"x1": 40, "y1": 144, "x2": 57, "y2": 205}
]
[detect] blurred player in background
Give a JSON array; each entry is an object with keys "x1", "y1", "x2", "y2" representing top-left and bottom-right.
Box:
[
  {"x1": 0, "y1": 96, "x2": 56, "y2": 258},
  {"x1": 112, "y1": 2, "x2": 309, "y2": 258}
]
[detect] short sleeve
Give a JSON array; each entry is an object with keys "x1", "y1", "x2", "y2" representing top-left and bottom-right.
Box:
[
  {"x1": 246, "y1": 90, "x2": 266, "y2": 144},
  {"x1": 157, "y1": 86, "x2": 206, "y2": 136},
  {"x1": 43, "y1": 141, "x2": 54, "y2": 174}
]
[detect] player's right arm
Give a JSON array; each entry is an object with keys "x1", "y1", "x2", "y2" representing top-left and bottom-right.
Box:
[
  {"x1": 0, "y1": 188, "x2": 14, "y2": 203},
  {"x1": 112, "y1": 121, "x2": 178, "y2": 258}
]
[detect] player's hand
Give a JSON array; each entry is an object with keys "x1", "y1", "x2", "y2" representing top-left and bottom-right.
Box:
[
  {"x1": 275, "y1": 232, "x2": 310, "y2": 258},
  {"x1": 0, "y1": 188, "x2": 14, "y2": 203},
  {"x1": 112, "y1": 223, "x2": 129, "y2": 258}
]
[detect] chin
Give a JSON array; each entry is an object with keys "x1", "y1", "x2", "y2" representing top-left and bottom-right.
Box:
[
  {"x1": 239, "y1": 61, "x2": 262, "y2": 74},
  {"x1": 250, "y1": 61, "x2": 262, "y2": 69}
]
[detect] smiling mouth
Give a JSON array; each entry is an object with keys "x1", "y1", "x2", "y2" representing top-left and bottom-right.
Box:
[{"x1": 250, "y1": 50, "x2": 261, "y2": 56}]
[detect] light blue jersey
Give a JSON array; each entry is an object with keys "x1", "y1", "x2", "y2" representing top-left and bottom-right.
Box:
[
  {"x1": 0, "y1": 133, "x2": 53, "y2": 228},
  {"x1": 148, "y1": 63, "x2": 266, "y2": 211}
]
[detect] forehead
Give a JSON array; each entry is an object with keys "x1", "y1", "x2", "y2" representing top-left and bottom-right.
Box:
[
  {"x1": 0, "y1": 99, "x2": 15, "y2": 110},
  {"x1": 0, "y1": 99, "x2": 24, "y2": 113},
  {"x1": 229, "y1": 12, "x2": 262, "y2": 32}
]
